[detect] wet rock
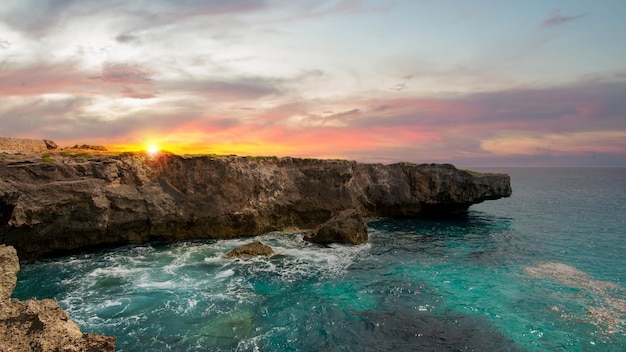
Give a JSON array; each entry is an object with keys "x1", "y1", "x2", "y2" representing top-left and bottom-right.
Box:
[
  {"x1": 0, "y1": 245, "x2": 116, "y2": 351},
  {"x1": 226, "y1": 241, "x2": 274, "y2": 257},
  {"x1": 304, "y1": 209, "x2": 368, "y2": 245}
]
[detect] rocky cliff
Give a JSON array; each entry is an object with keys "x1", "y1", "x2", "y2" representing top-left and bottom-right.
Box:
[
  {"x1": 0, "y1": 245, "x2": 116, "y2": 351},
  {"x1": 0, "y1": 152, "x2": 511, "y2": 259},
  {"x1": 0, "y1": 137, "x2": 57, "y2": 153}
]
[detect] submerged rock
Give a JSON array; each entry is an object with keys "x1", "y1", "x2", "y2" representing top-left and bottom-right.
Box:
[
  {"x1": 0, "y1": 245, "x2": 116, "y2": 351},
  {"x1": 304, "y1": 209, "x2": 368, "y2": 245},
  {"x1": 525, "y1": 262, "x2": 626, "y2": 335},
  {"x1": 0, "y1": 153, "x2": 511, "y2": 259},
  {"x1": 226, "y1": 241, "x2": 274, "y2": 257}
]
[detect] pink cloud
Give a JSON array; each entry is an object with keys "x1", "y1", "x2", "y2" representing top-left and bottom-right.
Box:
[
  {"x1": 95, "y1": 62, "x2": 153, "y2": 85},
  {"x1": 0, "y1": 62, "x2": 87, "y2": 96},
  {"x1": 541, "y1": 10, "x2": 587, "y2": 28}
]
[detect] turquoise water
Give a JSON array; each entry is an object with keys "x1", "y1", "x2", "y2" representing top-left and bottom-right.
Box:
[{"x1": 12, "y1": 168, "x2": 626, "y2": 351}]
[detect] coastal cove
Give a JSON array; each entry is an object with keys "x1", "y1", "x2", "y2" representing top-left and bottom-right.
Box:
[
  {"x1": 11, "y1": 167, "x2": 626, "y2": 351},
  {"x1": 2, "y1": 146, "x2": 625, "y2": 351}
]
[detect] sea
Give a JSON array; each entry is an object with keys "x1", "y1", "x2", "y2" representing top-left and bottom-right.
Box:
[{"x1": 12, "y1": 167, "x2": 626, "y2": 351}]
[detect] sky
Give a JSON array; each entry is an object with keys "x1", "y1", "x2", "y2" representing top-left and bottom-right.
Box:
[{"x1": 1, "y1": 0, "x2": 625, "y2": 166}]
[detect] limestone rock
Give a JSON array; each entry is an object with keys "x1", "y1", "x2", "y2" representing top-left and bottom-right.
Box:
[
  {"x1": 0, "y1": 245, "x2": 19, "y2": 300},
  {"x1": 70, "y1": 144, "x2": 108, "y2": 151},
  {"x1": 0, "y1": 137, "x2": 49, "y2": 153},
  {"x1": 0, "y1": 245, "x2": 116, "y2": 351},
  {"x1": 0, "y1": 154, "x2": 511, "y2": 259},
  {"x1": 226, "y1": 241, "x2": 274, "y2": 257},
  {"x1": 304, "y1": 209, "x2": 368, "y2": 245},
  {"x1": 43, "y1": 140, "x2": 58, "y2": 150}
]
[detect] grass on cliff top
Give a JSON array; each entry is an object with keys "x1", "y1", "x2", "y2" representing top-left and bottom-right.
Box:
[
  {"x1": 60, "y1": 151, "x2": 92, "y2": 159},
  {"x1": 461, "y1": 169, "x2": 482, "y2": 176},
  {"x1": 41, "y1": 153, "x2": 55, "y2": 162}
]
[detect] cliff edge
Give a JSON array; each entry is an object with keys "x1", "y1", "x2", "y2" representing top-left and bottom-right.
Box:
[
  {"x1": 0, "y1": 152, "x2": 511, "y2": 259},
  {"x1": 0, "y1": 244, "x2": 115, "y2": 351}
]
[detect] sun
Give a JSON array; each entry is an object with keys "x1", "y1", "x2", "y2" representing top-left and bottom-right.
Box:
[{"x1": 147, "y1": 144, "x2": 160, "y2": 156}]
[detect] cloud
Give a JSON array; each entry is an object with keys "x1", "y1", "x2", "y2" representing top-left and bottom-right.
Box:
[
  {"x1": 0, "y1": 1, "x2": 622, "y2": 166},
  {"x1": 0, "y1": 61, "x2": 88, "y2": 96},
  {"x1": 0, "y1": 95, "x2": 92, "y2": 137},
  {"x1": 0, "y1": 0, "x2": 265, "y2": 35},
  {"x1": 2, "y1": 77, "x2": 625, "y2": 166},
  {"x1": 481, "y1": 130, "x2": 626, "y2": 156},
  {"x1": 96, "y1": 62, "x2": 153, "y2": 84},
  {"x1": 541, "y1": 10, "x2": 587, "y2": 28},
  {"x1": 115, "y1": 33, "x2": 140, "y2": 43},
  {"x1": 272, "y1": 80, "x2": 626, "y2": 163},
  {"x1": 89, "y1": 62, "x2": 157, "y2": 99},
  {"x1": 159, "y1": 77, "x2": 282, "y2": 101}
]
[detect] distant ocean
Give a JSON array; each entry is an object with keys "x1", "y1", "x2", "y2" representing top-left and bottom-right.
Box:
[{"x1": 13, "y1": 167, "x2": 626, "y2": 351}]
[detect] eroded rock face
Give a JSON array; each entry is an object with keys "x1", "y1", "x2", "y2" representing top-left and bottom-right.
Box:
[
  {"x1": 226, "y1": 241, "x2": 274, "y2": 257},
  {"x1": 304, "y1": 209, "x2": 368, "y2": 245},
  {"x1": 0, "y1": 137, "x2": 50, "y2": 153},
  {"x1": 0, "y1": 245, "x2": 19, "y2": 300},
  {"x1": 0, "y1": 153, "x2": 511, "y2": 259},
  {"x1": 0, "y1": 245, "x2": 115, "y2": 351},
  {"x1": 43, "y1": 140, "x2": 58, "y2": 150}
]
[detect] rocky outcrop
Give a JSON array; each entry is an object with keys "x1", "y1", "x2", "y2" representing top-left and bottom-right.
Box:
[
  {"x1": 0, "y1": 245, "x2": 19, "y2": 300},
  {"x1": 0, "y1": 153, "x2": 511, "y2": 259},
  {"x1": 70, "y1": 144, "x2": 108, "y2": 151},
  {"x1": 0, "y1": 137, "x2": 55, "y2": 153},
  {"x1": 304, "y1": 209, "x2": 368, "y2": 245},
  {"x1": 0, "y1": 245, "x2": 116, "y2": 351},
  {"x1": 226, "y1": 241, "x2": 274, "y2": 257}
]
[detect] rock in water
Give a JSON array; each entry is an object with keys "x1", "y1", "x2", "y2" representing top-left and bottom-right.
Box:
[
  {"x1": 226, "y1": 241, "x2": 274, "y2": 257},
  {"x1": 304, "y1": 209, "x2": 368, "y2": 245},
  {"x1": 0, "y1": 245, "x2": 116, "y2": 351}
]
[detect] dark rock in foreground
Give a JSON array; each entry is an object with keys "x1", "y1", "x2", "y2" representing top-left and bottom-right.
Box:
[
  {"x1": 0, "y1": 245, "x2": 116, "y2": 351},
  {"x1": 226, "y1": 241, "x2": 274, "y2": 257},
  {"x1": 305, "y1": 209, "x2": 368, "y2": 245},
  {"x1": 0, "y1": 153, "x2": 511, "y2": 259}
]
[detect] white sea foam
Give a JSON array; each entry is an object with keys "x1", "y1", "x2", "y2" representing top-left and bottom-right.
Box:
[
  {"x1": 216, "y1": 268, "x2": 235, "y2": 279},
  {"x1": 204, "y1": 255, "x2": 226, "y2": 264}
]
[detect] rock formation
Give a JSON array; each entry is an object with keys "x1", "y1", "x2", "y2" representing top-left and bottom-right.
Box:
[
  {"x1": 304, "y1": 209, "x2": 368, "y2": 245},
  {"x1": 0, "y1": 137, "x2": 56, "y2": 153},
  {"x1": 0, "y1": 245, "x2": 116, "y2": 351},
  {"x1": 70, "y1": 144, "x2": 108, "y2": 151},
  {"x1": 0, "y1": 152, "x2": 511, "y2": 259},
  {"x1": 0, "y1": 245, "x2": 19, "y2": 301},
  {"x1": 226, "y1": 241, "x2": 274, "y2": 257}
]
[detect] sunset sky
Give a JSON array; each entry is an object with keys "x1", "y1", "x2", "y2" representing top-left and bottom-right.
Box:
[{"x1": 1, "y1": 0, "x2": 625, "y2": 166}]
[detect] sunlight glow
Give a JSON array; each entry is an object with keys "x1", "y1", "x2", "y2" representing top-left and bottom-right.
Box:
[{"x1": 147, "y1": 144, "x2": 160, "y2": 156}]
